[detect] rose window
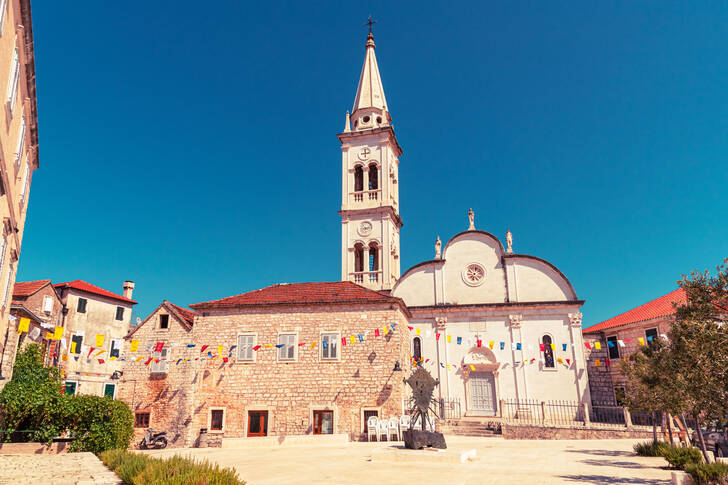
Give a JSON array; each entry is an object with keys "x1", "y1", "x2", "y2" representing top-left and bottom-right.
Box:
[{"x1": 462, "y1": 263, "x2": 486, "y2": 287}]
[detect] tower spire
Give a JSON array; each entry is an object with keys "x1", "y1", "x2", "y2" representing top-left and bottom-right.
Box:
[{"x1": 352, "y1": 21, "x2": 388, "y2": 118}]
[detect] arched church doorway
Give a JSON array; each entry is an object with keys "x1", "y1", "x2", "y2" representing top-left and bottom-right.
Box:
[{"x1": 463, "y1": 348, "x2": 500, "y2": 416}]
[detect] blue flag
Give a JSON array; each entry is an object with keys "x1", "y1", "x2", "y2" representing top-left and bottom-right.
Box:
[{"x1": 500, "y1": 342, "x2": 505, "y2": 350}]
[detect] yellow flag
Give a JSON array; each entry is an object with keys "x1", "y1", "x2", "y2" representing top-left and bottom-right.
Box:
[
  {"x1": 18, "y1": 318, "x2": 30, "y2": 334},
  {"x1": 557, "y1": 357, "x2": 563, "y2": 364},
  {"x1": 110, "y1": 356, "x2": 117, "y2": 361},
  {"x1": 638, "y1": 337, "x2": 645, "y2": 346},
  {"x1": 135, "y1": 356, "x2": 144, "y2": 362},
  {"x1": 217, "y1": 345, "x2": 223, "y2": 356},
  {"x1": 264, "y1": 344, "x2": 273, "y2": 348},
  {"x1": 70, "y1": 341, "x2": 76, "y2": 354},
  {"x1": 96, "y1": 335, "x2": 104, "y2": 347},
  {"x1": 382, "y1": 326, "x2": 388, "y2": 335},
  {"x1": 594, "y1": 342, "x2": 601, "y2": 350},
  {"x1": 446, "y1": 364, "x2": 450, "y2": 370},
  {"x1": 130, "y1": 339, "x2": 139, "y2": 352},
  {"x1": 550, "y1": 343, "x2": 555, "y2": 351},
  {"x1": 96, "y1": 349, "x2": 106, "y2": 356},
  {"x1": 350, "y1": 335, "x2": 355, "y2": 344},
  {"x1": 469, "y1": 364, "x2": 476, "y2": 371},
  {"x1": 447, "y1": 335, "x2": 452, "y2": 343},
  {"x1": 62, "y1": 354, "x2": 68, "y2": 361},
  {"x1": 489, "y1": 341, "x2": 494, "y2": 349},
  {"x1": 595, "y1": 359, "x2": 600, "y2": 367},
  {"x1": 310, "y1": 341, "x2": 316, "y2": 350},
  {"x1": 416, "y1": 328, "x2": 421, "y2": 336},
  {"x1": 53, "y1": 326, "x2": 64, "y2": 340}
]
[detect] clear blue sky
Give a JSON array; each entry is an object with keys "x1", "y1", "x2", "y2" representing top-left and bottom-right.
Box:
[{"x1": 19, "y1": 1, "x2": 728, "y2": 326}]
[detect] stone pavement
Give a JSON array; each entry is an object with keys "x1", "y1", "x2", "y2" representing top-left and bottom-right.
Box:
[
  {"x1": 145, "y1": 436, "x2": 674, "y2": 485},
  {"x1": 0, "y1": 452, "x2": 121, "y2": 485}
]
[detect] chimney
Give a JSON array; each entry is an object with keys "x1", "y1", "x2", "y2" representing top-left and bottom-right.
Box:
[{"x1": 122, "y1": 280, "x2": 135, "y2": 300}]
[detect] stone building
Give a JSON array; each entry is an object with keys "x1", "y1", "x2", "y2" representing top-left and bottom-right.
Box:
[
  {"x1": 582, "y1": 288, "x2": 685, "y2": 406},
  {"x1": 118, "y1": 300, "x2": 194, "y2": 446},
  {"x1": 117, "y1": 282, "x2": 411, "y2": 447},
  {"x1": 55, "y1": 280, "x2": 136, "y2": 398},
  {"x1": 6, "y1": 279, "x2": 62, "y2": 366},
  {"x1": 0, "y1": 0, "x2": 39, "y2": 386}
]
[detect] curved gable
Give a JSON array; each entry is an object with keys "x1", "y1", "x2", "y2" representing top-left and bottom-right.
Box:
[
  {"x1": 391, "y1": 260, "x2": 440, "y2": 307},
  {"x1": 441, "y1": 231, "x2": 507, "y2": 305},
  {"x1": 505, "y1": 255, "x2": 577, "y2": 302}
]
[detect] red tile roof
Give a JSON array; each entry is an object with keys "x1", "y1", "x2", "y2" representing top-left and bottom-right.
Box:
[
  {"x1": 53, "y1": 280, "x2": 137, "y2": 304},
  {"x1": 13, "y1": 279, "x2": 52, "y2": 297},
  {"x1": 190, "y1": 281, "x2": 404, "y2": 310},
  {"x1": 582, "y1": 288, "x2": 686, "y2": 333},
  {"x1": 166, "y1": 301, "x2": 195, "y2": 327}
]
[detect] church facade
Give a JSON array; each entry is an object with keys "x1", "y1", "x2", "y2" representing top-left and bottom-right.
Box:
[{"x1": 116, "y1": 29, "x2": 591, "y2": 447}]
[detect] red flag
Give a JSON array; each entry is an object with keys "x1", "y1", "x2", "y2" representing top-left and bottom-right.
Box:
[
  {"x1": 566, "y1": 359, "x2": 571, "y2": 366},
  {"x1": 605, "y1": 358, "x2": 611, "y2": 367},
  {"x1": 253, "y1": 345, "x2": 261, "y2": 351},
  {"x1": 154, "y1": 342, "x2": 164, "y2": 352},
  {"x1": 200, "y1": 345, "x2": 209, "y2": 353},
  {"x1": 374, "y1": 328, "x2": 380, "y2": 337},
  {"x1": 154, "y1": 358, "x2": 160, "y2": 363},
  {"x1": 298, "y1": 342, "x2": 306, "y2": 346},
  {"x1": 222, "y1": 357, "x2": 229, "y2": 363},
  {"x1": 97, "y1": 359, "x2": 105, "y2": 364},
  {"x1": 144, "y1": 357, "x2": 153, "y2": 366},
  {"x1": 425, "y1": 359, "x2": 430, "y2": 363},
  {"x1": 539, "y1": 343, "x2": 545, "y2": 352},
  {"x1": 584, "y1": 342, "x2": 591, "y2": 350},
  {"x1": 407, "y1": 326, "x2": 414, "y2": 331},
  {"x1": 435, "y1": 333, "x2": 441, "y2": 341},
  {"x1": 477, "y1": 339, "x2": 482, "y2": 348},
  {"x1": 87, "y1": 347, "x2": 95, "y2": 358},
  {"x1": 341, "y1": 337, "x2": 346, "y2": 346},
  {"x1": 624, "y1": 338, "x2": 632, "y2": 343}
]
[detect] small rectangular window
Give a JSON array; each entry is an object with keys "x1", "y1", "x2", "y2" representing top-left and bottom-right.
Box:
[
  {"x1": 313, "y1": 410, "x2": 334, "y2": 435},
  {"x1": 71, "y1": 333, "x2": 83, "y2": 354},
  {"x1": 6, "y1": 50, "x2": 19, "y2": 117},
  {"x1": 321, "y1": 332, "x2": 339, "y2": 360},
  {"x1": 278, "y1": 334, "x2": 296, "y2": 361},
  {"x1": 110, "y1": 339, "x2": 122, "y2": 358},
  {"x1": 43, "y1": 295, "x2": 53, "y2": 313},
  {"x1": 159, "y1": 314, "x2": 169, "y2": 329},
  {"x1": 103, "y1": 383, "x2": 115, "y2": 399},
  {"x1": 14, "y1": 116, "x2": 25, "y2": 168},
  {"x1": 115, "y1": 306, "x2": 124, "y2": 321},
  {"x1": 64, "y1": 381, "x2": 77, "y2": 396},
  {"x1": 0, "y1": 0, "x2": 8, "y2": 35},
  {"x1": 135, "y1": 411, "x2": 150, "y2": 428},
  {"x1": 645, "y1": 328, "x2": 658, "y2": 344},
  {"x1": 210, "y1": 409, "x2": 224, "y2": 431},
  {"x1": 77, "y1": 298, "x2": 87, "y2": 313},
  {"x1": 607, "y1": 336, "x2": 619, "y2": 359},
  {"x1": 237, "y1": 334, "x2": 255, "y2": 361}
]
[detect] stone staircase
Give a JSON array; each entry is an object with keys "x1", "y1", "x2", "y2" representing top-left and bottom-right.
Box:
[{"x1": 439, "y1": 418, "x2": 502, "y2": 437}]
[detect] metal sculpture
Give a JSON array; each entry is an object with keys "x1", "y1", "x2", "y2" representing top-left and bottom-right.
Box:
[{"x1": 403, "y1": 365, "x2": 447, "y2": 449}]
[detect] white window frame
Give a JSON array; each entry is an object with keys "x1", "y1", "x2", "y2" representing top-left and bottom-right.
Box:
[
  {"x1": 0, "y1": 232, "x2": 6, "y2": 270},
  {"x1": 236, "y1": 333, "x2": 256, "y2": 362},
  {"x1": 0, "y1": 0, "x2": 8, "y2": 35},
  {"x1": 19, "y1": 159, "x2": 28, "y2": 202},
  {"x1": 277, "y1": 332, "x2": 297, "y2": 362},
  {"x1": 6, "y1": 49, "x2": 19, "y2": 117},
  {"x1": 320, "y1": 331, "x2": 340, "y2": 361},
  {"x1": 14, "y1": 115, "x2": 25, "y2": 169},
  {"x1": 208, "y1": 407, "x2": 226, "y2": 433},
  {"x1": 2, "y1": 263, "x2": 13, "y2": 309},
  {"x1": 70, "y1": 331, "x2": 84, "y2": 355},
  {"x1": 150, "y1": 346, "x2": 168, "y2": 374},
  {"x1": 43, "y1": 295, "x2": 53, "y2": 313}
]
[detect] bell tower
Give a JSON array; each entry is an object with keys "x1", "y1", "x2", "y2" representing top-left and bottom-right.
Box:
[{"x1": 338, "y1": 26, "x2": 402, "y2": 290}]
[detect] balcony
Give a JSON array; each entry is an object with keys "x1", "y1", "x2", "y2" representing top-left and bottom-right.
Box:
[
  {"x1": 350, "y1": 189, "x2": 380, "y2": 204},
  {"x1": 350, "y1": 271, "x2": 381, "y2": 287}
]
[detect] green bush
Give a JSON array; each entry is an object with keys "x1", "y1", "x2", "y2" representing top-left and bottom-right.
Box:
[
  {"x1": 634, "y1": 440, "x2": 670, "y2": 457},
  {"x1": 661, "y1": 445, "x2": 703, "y2": 470},
  {"x1": 64, "y1": 394, "x2": 134, "y2": 454},
  {"x1": 100, "y1": 450, "x2": 245, "y2": 485},
  {"x1": 685, "y1": 462, "x2": 728, "y2": 485},
  {"x1": 0, "y1": 344, "x2": 134, "y2": 454}
]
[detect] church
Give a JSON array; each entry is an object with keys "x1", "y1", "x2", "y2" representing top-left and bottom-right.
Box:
[{"x1": 117, "y1": 29, "x2": 590, "y2": 447}]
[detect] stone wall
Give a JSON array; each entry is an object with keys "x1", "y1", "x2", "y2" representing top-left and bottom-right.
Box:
[
  {"x1": 501, "y1": 423, "x2": 654, "y2": 440},
  {"x1": 582, "y1": 333, "x2": 616, "y2": 406}
]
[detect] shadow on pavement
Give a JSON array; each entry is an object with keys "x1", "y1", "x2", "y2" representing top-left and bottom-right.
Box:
[
  {"x1": 559, "y1": 474, "x2": 671, "y2": 484},
  {"x1": 579, "y1": 458, "x2": 653, "y2": 469},
  {"x1": 565, "y1": 449, "x2": 636, "y2": 458}
]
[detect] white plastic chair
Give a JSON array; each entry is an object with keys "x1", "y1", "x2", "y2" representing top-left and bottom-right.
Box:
[
  {"x1": 367, "y1": 416, "x2": 378, "y2": 442},
  {"x1": 377, "y1": 419, "x2": 389, "y2": 442},
  {"x1": 399, "y1": 414, "x2": 411, "y2": 432},
  {"x1": 389, "y1": 417, "x2": 400, "y2": 441}
]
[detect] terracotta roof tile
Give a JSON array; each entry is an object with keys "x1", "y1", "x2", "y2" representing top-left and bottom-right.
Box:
[
  {"x1": 53, "y1": 280, "x2": 137, "y2": 304},
  {"x1": 190, "y1": 281, "x2": 402, "y2": 309},
  {"x1": 13, "y1": 279, "x2": 52, "y2": 297},
  {"x1": 583, "y1": 288, "x2": 686, "y2": 333},
  {"x1": 166, "y1": 301, "x2": 194, "y2": 327}
]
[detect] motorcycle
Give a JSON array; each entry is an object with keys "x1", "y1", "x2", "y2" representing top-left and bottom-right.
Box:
[{"x1": 139, "y1": 429, "x2": 168, "y2": 449}]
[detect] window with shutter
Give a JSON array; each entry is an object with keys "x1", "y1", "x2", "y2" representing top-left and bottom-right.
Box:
[
  {"x1": 237, "y1": 334, "x2": 255, "y2": 362},
  {"x1": 77, "y1": 298, "x2": 87, "y2": 313},
  {"x1": 6, "y1": 49, "x2": 19, "y2": 116},
  {"x1": 115, "y1": 306, "x2": 124, "y2": 321},
  {"x1": 43, "y1": 296, "x2": 53, "y2": 313},
  {"x1": 278, "y1": 334, "x2": 296, "y2": 361},
  {"x1": 321, "y1": 332, "x2": 339, "y2": 360},
  {"x1": 0, "y1": 0, "x2": 8, "y2": 35},
  {"x1": 15, "y1": 116, "x2": 25, "y2": 168},
  {"x1": 110, "y1": 339, "x2": 122, "y2": 358},
  {"x1": 2, "y1": 264, "x2": 12, "y2": 308}
]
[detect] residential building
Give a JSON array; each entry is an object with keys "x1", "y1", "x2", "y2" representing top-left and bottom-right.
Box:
[
  {"x1": 5, "y1": 279, "x2": 62, "y2": 367},
  {"x1": 582, "y1": 288, "x2": 686, "y2": 406},
  {"x1": 55, "y1": 280, "x2": 136, "y2": 398},
  {"x1": 117, "y1": 282, "x2": 411, "y2": 447},
  {"x1": 0, "y1": 0, "x2": 39, "y2": 385}
]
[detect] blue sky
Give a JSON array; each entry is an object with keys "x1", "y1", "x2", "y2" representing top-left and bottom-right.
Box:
[{"x1": 19, "y1": 1, "x2": 728, "y2": 326}]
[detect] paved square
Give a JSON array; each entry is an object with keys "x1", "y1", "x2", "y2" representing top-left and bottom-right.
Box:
[
  {"x1": 0, "y1": 452, "x2": 122, "y2": 485},
  {"x1": 146, "y1": 436, "x2": 674, "y2": 484}
]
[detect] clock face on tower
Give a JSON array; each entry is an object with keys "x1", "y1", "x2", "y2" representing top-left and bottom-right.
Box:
[{"x1": 358, "y1": 221, "x2": 373, "y2": 236}]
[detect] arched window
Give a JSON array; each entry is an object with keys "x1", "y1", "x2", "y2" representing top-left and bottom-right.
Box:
[
  {"x1": 368, "y1": 163, "x2": 378, "y2": 190},
  {"x1": 354, "y1": 243, "x2": 364, "y2": 272},
  {"x1": 542, "y1": 335, "x2": 555, "y2": 368},
  {"x1": 413, "y1": 337, "x2": 422, "y2": 361},
  {"x1": 368, "y1": 242, "x2": 379, "y2": 272},
  {"x1": 354, "y1": 166, "x2": 364, "y2": 192}
]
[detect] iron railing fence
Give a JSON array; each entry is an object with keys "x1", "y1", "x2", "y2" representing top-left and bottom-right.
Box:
[
  {"x1": 438, "y1": 398, "x2": 462, "y2": 420},
  {"x1": 500, "y1": 399, "x2": 656, "y2": 430}
]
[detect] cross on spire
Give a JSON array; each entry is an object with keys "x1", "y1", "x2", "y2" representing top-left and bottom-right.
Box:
[{"x1": 364, "y1": 16, "x2": 377, "y2": 34}]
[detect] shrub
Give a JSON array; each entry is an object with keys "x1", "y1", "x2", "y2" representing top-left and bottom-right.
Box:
[
  {"x1": 685, "y1": 462, "x2": 728, "y2": 485},
  {"x1": 65, "y1": 394, "x2": 134, "y2": 454},
  {"x1": 634, "y1": 440, "x2": 669, "y2": 457},
  {"x1": 661, "y1": 445, "x2": 703, "y2": 470},
  {"x1": 100, "y1": 450, "x2": 245, "y2": 485}
]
